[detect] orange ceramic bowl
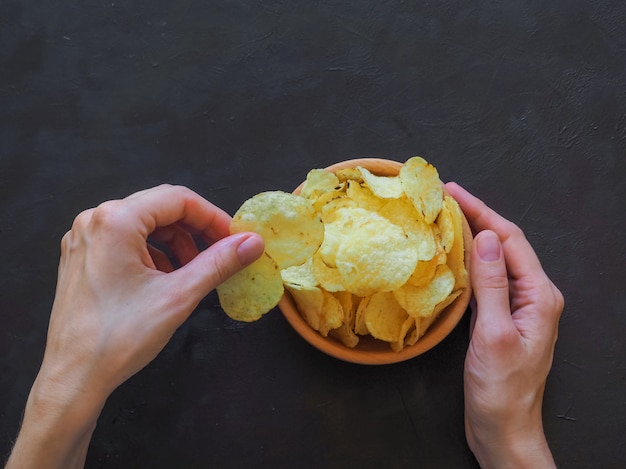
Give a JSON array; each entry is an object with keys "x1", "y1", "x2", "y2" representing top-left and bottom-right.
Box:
[{"x1": 278, "y1": 158, "x2": 473, "y2": 365}]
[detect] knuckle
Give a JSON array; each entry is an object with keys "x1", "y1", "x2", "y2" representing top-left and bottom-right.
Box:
[
  {"x1": 550, "y1": 285, "x2": 565, "y2": 318},
  {"x1": 479, "y1": 272, "x2": 509, "y2": 291},
  {"x1": 71, "y1": 209, "x2": 94, "y2": 231},
  {"x1": 155, "y1": 183, "x2": 175, "y2": 192},
  {"x1": 90, "y1": 200, "x2": 129, "y2": 231},
  {"x1": 159, "y1": 183, "x2": 187, "y2": 196},
  {"x1": 553, "y1": 286, "x2": 565, "y2": 312},
  {"x1": 503, "y1": 220, "x2": 525, "y2": 242},
  {"x1": 483, "y1": 322, "x2": 518, "y2": 349},
  {"x1": 63, "y1": 208, "x2": 95, "y2": 252},
  {"x1": 60, "y1": 230, "x2": 72, "y2": 254}
]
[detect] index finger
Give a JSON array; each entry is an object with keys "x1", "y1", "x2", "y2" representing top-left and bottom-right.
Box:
[
  {"x1": 124, "y1": 184, "x2": 232, "y2": 241},
  {"x1": 444, "y1": 182, "x2": 546, "y2": 282}
]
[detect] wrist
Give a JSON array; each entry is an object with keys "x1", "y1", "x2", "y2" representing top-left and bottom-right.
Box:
[
  {"x1": 470, "y1": 430, "x2": 555, "y2": 469},
  {"x1": 5, "y1": 371, "x2": 107, "y2": 469}
]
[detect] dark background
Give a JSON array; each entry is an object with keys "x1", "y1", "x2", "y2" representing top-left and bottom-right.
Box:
[{"x1": 1, "y1": 1, "x2": 625, "y2": 467}]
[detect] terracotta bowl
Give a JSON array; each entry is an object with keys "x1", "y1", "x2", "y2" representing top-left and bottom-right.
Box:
[{"x1": 278, "y1": 158, "x2": 473, "y2": 365}]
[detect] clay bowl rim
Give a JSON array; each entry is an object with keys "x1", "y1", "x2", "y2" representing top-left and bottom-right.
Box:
[{"x1": 278, "y1": 158, "x2": 473, "y2": 365}]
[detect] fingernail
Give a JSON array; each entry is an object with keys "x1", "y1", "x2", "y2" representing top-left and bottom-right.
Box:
[
  {"x1": 476, "y1": 231, "x2": 501, "y2": 262},
  {"x1": 235, "y1": 234, "x2": 263, "y2": 266}
]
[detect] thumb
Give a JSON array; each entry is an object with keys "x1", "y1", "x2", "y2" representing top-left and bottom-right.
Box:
[
  {"x1": 169, "y1": 232, "x2": 265, "y2": 303},
  {"x1": 471, "y1": 230, "x2": 512, "y2": 331}
]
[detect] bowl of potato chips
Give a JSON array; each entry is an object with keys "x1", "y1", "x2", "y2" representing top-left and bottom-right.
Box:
[{"x1": 216, "y1": 157, "x2": 472, "y2": 365}]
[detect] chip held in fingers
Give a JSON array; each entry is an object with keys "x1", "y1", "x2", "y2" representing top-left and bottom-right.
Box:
[
  {"x1": 217, "y1": 157, "x2": 471, "y2": 362},
  {"x1": 216, "y1": 253, "x2": 284, "y2": 322},
  {"x1": 230, "y1": 191, "x2": 324, "y2": 269}
]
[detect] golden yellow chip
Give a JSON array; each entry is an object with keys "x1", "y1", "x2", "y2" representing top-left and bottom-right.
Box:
[
  {"x1": 312, "y1": 189, "x2": 345, "y2": 213},
  {"x1": 390, "y1": 316, "x2": 417, "y2": 352},
  {"x1": 333, "y1": 291, "x2": 356, "y2": 329},
  {"x1": 378, "y1": 198, "x2": 436, "y2": 261},
  {"x1": 354, "y1": 295, "x2": 371, "y2": 335},
  {"x1": 329, "y1": 322, "x2": 359, "y2": 348},
  {"x1": 300, "y1": 169, "x2": 340, "y2": 200},
  {"x1": 312, "y1": 253, "x2": 345, "y2": 292},
  {"x1": 399, "y1": 156, "x2": 443, "y2": 224},
  {"x1": 216, "y1": 253, "x2": 284, "y2": 322},
  {"x1": 281, "y1": 258, "x2": 317, "y2": 288},
  {"x1": 333, "y1": 208, "x2": 418, "y2": 296},
  {"x1": 319, "y1": 290, "x2": 345, "y2": 337},
  {"x1": 285, "y1": 277, "x2": 348, "y2": 337},
  {"x1": 335, "y1": 167, "x2": 363, "y2": 183},
  {"x1": 357, "y1": 166, "x2": 404, "y2": 199},
  {"x1": 437, "y1": 196, "x2": 456, "y2": 253},
  {"x1": 409, "y1": 289, "x2": 463, "y2": 341},
  {"x1": 319, "y1": 194, "x2": 357, "y2": 224},
  {"x1": 346, "y1": 180, "x2": 386, "y2": 211},
  {"x1": 392, "y1": 264, "x2": 456, "y2": 318},
  {"x1": 363, "y1": 292, "x2": 409, "y2": 342},
  {"x1": 285, "y1": 284, "x2": 325, "y2": 331},
  {"x1": 445, "y1": 195, "x2": 468, "y2": 290},
  {"x1": 329, "y1": 291, "x2": 359, "y2": 347},
  {"x1": 433, "y1": 289, "x2": 463, "y2": 317},
  {"x1": 231, "y1": 191, "x2": 324, "y2": 269},
  {"x1": 406, "y1": 257, "x2": 438, "y2": 287},
  {"x1": 404, "y1": 317, "x2": 422, "y2": 346},
  {"x1": 317, "y1": 217, "x2": 344, "y2": 267}
]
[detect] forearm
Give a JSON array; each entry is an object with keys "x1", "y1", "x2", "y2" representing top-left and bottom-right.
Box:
[{"x1": 5, "y1": 375, "x2": 105, "y2": 469}]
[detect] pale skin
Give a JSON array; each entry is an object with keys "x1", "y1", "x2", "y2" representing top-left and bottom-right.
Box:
[
  {"x1": 5, "y1": 183, "x2": 563, "y2": 469},
  {"x1": 445, "y1": 182, "x2": 564, "y2": 469}
]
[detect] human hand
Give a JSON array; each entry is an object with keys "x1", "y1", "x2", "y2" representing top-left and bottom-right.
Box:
[
  {"x1": 7, "y1": 184, "x2": 264, "y2": 469},
  {"x1": 445, "y1": 183, "x2": 564, "y2": 469}
]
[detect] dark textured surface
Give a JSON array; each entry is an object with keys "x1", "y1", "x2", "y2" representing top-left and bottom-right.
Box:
[{"x1": 1, "y1": 1, "x2": 625, "y2": 468}]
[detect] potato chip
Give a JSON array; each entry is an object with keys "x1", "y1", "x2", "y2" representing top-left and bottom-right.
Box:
[
  {"x1": 444, "y1": 195, "x2": 468, "y2": 290},
  {"x1": 281, "y1": 258, "x2": 317, "y2": 288},
  {"x1": 346, "y1": 180, "x2": 386, "y2": 212},
  {"x1": 392, "y1": 264, "x2": 456, "y2": 318},
  {"x1": 406, "y1": 257, "x2": 438, "y2": 287},
  {"x1": 285, "y1": 278, "x2": 346, "y2": 337},
  {"x1": 413, "y1": 290, "x2": 463, "y2": 341},
  {"x1": 319, "y1": 194, "x2": 357, "y2": 224},
  {"x1": 404, "y1": 317, "x2": 422, "y2": 347},
  {"x1": 399, "y1": 156, "x2": 443, "y2": 224},
  {"x1": 363, "y1": 292, "x2": 409, "y2": 342},
  {"x1": 231, "y1": 191, "x2": 324, "y2": 269},
  {"x1": 312, "y1": 189, "x2": 345, "y2": 213},
  {"x1": 329, "y1": 321, "x2": 360, "y2": 348},
  {"x1": 312, "y1": 253, "x2": 345, "y2": 292},
  {"x1": 329, "y1": 291, "x2": 359, "y2": 347},
  {"x1": 300, "y1": 169, "x2": 340, "y2": 200},
  {"x1": 335, "y1": 167, "x2": 363, "y2": 183},
  {"x1": 317, "y1": 217, "x2": 344, "y2": 267},
  {"x1": 319, "y1": 290, "x2": 345, "y2": 336},
  {"x1": 354, "y1": 295, "x2": 371, "y2": 335},
  {"x1": 357, "y1": 166, "x2": 404, "y2": 199},
  {"x1": 216, "y1": 253, "x2": 284, "y2": 322},
  {"x1": 437, "y1": 197, "x2": 456, "y2": 253},
  {"x1": 333, "y1": 291, "x2": 357, "y2": 329},
  {"x1": 433, "y1": 289, "x2": 463, "y2": 318},
  {"x1": 378, "y1": 198, "x2": 436, "y2": 261},
  {"x1": 390, "y1": 316, "x2": 417, "y2": 352},
  {"x1": 333, "y1": 208, "x2": 418, "y2": 296},
  {"x1": 285, "y1": 284, "x2": 325, "y2": 331}
]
